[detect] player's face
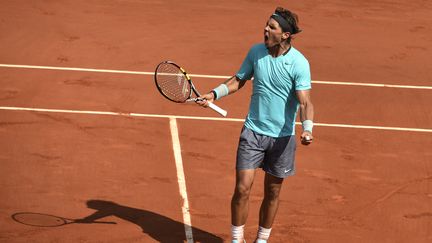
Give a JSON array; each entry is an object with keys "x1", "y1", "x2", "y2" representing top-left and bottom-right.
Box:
[{"x1": 264, "y1": 18, "x2": 284, "y2": 48}]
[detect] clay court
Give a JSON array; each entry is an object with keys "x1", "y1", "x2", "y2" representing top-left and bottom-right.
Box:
[{"x1": 0, "y1": 1, "x2": 431, "y2": 242}]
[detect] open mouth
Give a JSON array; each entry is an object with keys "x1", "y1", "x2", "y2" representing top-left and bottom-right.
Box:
[{"x1": 264, "y1": 33, "x2": 269, "y2": 42}]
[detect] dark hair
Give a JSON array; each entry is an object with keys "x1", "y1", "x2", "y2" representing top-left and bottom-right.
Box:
[{"x1": 274, "y1": 7, "x2": 301, "y2": 43}]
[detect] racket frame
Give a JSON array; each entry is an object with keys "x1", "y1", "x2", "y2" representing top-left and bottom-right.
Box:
[
  {"x1": 154, "y1": 61, "x2": 193, "y2": 103},
  {"x1": 154, "y1": 61, "x2": 227, "y2": 116}
]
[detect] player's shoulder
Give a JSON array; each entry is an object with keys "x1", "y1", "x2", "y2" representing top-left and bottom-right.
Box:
[
  {"x1": 249, "y1": 43, "x2": 267, "y2": 53},
  {"x1": 288, "y1": 47, "x2": 309, "y2": 65},
  {"x1": 290, "y1": 47, "x2": 308, "y2": 61},
  {"x1": 244, "y1": 43, "x2": 268, "y2": 60}
]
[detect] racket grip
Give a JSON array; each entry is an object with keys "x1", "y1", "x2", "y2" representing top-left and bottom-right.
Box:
[{"x1": 208, "y1": 102, "x2": 227, "y2": 117}]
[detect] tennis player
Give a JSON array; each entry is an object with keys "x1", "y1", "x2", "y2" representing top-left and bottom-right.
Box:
[{"x1": 198, "y1": 7, "x2": 314, "y2": 243}]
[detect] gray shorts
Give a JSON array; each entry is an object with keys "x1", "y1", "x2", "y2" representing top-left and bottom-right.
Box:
[{"x1": 236, "y1": 126, "x2": 296, "y2": 178}]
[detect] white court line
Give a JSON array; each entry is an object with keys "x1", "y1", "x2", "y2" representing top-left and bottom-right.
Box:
[
  {"x1": 1, "y1": 106, "x2": 431, "y2": 133},
  {"x1": 1, "y1": 63, "x2": 432, "y2": 90},
  {"x1": 169, "y1": 118, "x2": 194, "y2": 243}
]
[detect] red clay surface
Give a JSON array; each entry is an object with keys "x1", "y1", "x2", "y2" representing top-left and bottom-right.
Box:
[{"x1": 1, "y1": 1, "x2": 431, "y2": 242}]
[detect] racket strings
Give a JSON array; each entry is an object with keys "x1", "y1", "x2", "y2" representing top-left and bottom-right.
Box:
[{"x1": 155, "y1": 63, "x2": 191, "y2": 102}]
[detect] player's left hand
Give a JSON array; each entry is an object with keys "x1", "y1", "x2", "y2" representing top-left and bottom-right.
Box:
[{"x1": 300, "y1": 131, "x2": 313, "y2": 145}]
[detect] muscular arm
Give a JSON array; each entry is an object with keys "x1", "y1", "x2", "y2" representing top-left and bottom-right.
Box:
[
  {"x1": 297, "y1": 90, "x2": 314, "y2": 122},
  {"x1": 224, "y1": 76, "x2": 247, "y2": 94},
  {"x1": 296, "y1": 89, "x2": 314, "y2": 144},
  {"x1": 197, "y1": 76, "x2": 247, "y2": 105}
]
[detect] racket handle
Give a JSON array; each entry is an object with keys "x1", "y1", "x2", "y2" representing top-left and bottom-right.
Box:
[{"x1": 208, "y1": 102, "x2": 227, "y2": 117}]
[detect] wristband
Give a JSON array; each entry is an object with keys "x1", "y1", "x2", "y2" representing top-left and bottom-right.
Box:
[
  {"x1": 302, "y1": 120, "x2": 313, "y2": 133},
  {"x1": 210, "y1": 90, "x2": 217, "y2": 100},
  {"x1": 212, "y1": 84, "x2": 229, "y2": 100}
]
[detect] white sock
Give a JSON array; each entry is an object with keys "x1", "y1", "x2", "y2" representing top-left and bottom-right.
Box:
[
  {"x1": 231, "y1": 224, "x2": 245, "y2": 240},
  {"x1": 257, "y1": 226, "x2": 272, "y2": 240}
]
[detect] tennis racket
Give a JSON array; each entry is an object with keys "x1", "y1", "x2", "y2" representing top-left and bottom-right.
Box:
[
  {"x1": 12, "y1": 212, "x2": 117, "y2": 227},
  {"x1": 154, "y1": 61, "x2": 228, "y2": 117}
]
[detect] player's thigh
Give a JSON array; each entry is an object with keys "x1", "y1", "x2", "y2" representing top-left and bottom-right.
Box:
[
  {"x1": 236, "y1": 126, "x2": 266, "y2": 170},
  {"x1": 234, "y1": 169, "x2": 256, "y2": 195}
]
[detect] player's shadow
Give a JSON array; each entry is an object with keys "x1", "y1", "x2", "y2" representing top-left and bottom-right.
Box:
[{"x1": 78, "y1": 199, "x2": 223, "y2": 243}]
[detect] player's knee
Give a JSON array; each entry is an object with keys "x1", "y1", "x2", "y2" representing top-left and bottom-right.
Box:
[
  {"x1": 234, "y1": 184, "x2": 252, "y2": 200},
  {"x1": 264, "y1": 188, "x2": 281, "y2": 201}
]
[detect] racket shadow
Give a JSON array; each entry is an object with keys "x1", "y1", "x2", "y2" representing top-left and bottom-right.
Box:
[
  {"x1": 11, "y1": 212, "x2": 116, "y2": 227},
  {"x1": 11, "y1": 200, "x2": 223, "y2": 242},
  {"x1": 80, "y1": 199, "x2": 223, "y2": 243}
]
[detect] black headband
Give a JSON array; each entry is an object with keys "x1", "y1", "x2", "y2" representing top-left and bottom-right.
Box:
[{"x1": 271, "y1": 13, "x2": 293, "y2": 33}]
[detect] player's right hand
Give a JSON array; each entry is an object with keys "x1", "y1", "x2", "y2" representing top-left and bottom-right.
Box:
[{"x1": 196, "y1": 92, "x2": 215, "y2": 108}]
